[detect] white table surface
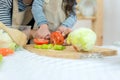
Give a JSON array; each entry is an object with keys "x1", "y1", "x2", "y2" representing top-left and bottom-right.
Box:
[{"x1": 0, "y1": 45, "x2": 120, "y2": 80}]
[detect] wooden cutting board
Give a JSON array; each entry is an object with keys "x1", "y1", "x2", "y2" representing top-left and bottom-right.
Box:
[{"x1": 24, "y1": 44, "x2": 117, "y2": 59}]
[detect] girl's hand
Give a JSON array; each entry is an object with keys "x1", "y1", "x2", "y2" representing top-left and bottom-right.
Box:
[
  {"x1": 57, "y1": 26, "x2": 72, "y2": 38},
  {"x1": 33, "y1": 24, "x2": 50, "y2": 39}
]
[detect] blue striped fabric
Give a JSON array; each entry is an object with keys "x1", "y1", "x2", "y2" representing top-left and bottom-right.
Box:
[
  {"x1": 0, "y1": 0, "x2": 12, "y2": 26},
  {"x1": 18, "y1": 0, "x2": 26, "y2": 11},
  {"x1": 0, "y1": 0, "x2": 26, "y2": 26}
]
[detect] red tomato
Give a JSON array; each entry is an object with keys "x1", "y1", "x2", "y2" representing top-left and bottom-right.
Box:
[
  {"x1": 33, "y1": 39, "x2": 49, "y2": 45},
  {"x1": 0, "y1": 48, "x2": 14, "y2": 56},
  {"x1": 50, "y1": 31, "x2": 64, "y2": 45}
]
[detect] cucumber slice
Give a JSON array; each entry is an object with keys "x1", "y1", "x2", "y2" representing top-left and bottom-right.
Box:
[
  {"x1": 34, "y1": 44, "x2": 65, "y2": 50},
  {"x1": 0, "y1": 54, "x2": 3, "y2": 62},
  {"x1": 53, "y1": 45, "x2": 65, "y2": 50},
  {"x1": 41, "y1": 44, "x2": 49, "y2": 49},
  {"x1": 48, "y1": 44, "x2": 54, "y2": 49},
  {"x1": 34, "y1": 45, "x2": 42, "y2": 49}
]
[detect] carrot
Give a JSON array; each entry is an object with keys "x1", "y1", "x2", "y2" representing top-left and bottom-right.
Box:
[{"x1": 0, "y1": 48, "x2": 14, "y2": 56}]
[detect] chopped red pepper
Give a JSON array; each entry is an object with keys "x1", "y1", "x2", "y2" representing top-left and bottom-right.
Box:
[
  {"x1": 50, "y1": 31, "x2": 64, "y2": 45},
  {"x1": 33, "y1": 38, "x2": 49, "y2": 45}
]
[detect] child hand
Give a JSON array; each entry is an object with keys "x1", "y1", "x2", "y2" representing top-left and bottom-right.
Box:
[
  {"x1": 57, "y1": 26, "x2": 71, "y2": 38},
  {"x1": 33, "y1": 24, "x2": 50, "y2": 39}
]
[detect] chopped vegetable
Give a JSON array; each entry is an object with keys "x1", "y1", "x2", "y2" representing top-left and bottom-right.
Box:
[
  {"x1": 67, "y1": 28, "x2": 96, "y2": 51},
  {"x1": 34, "y1": 45, "x2": 42, "y2": 49},
  {"x1": 33, "y1": 38, "x2": 49, "y2": 45},
  {"x1": 41, "y1": 44, "x2": 54, "y2": 49},
  {"x1": 41, "y1": 44, "x2": 50, "y2": 49},
  {"x1": 47, "y1": 44, "x2": 54, "y2": 49},
  {"x1": 50, "y1": 31, "x2": 64, "y2": 45},
  {"x1": 34, "y1": 44, "x2": 54, "y2": 49},
  {"x1": 0, "y1": 48, "x2": 14, "y2": 56},
  {"x1": 53, "y1": 45, "x2": 65, "y2": 50},
  {"x1": 34, "y1": 44, "x2": 65, "y2": 50},
  {"x1": 0, "y1": 54, "x2": 3, "y2": 62}
]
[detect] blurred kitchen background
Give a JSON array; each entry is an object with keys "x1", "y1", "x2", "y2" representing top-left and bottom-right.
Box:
[
  {"x1": 103, "y1": 0, "x2": 120, "y2": 45},
  {"x1": 74, "y1": 0, "x2": 120, "y2": 45}
]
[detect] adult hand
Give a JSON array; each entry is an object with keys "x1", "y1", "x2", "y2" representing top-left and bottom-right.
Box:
[
  {"x1": 33, "y1": 24, "x2": 50, "y2": 39},
  {"x1": 57, "y1": 26, "x2": 72, "y2": 38}
]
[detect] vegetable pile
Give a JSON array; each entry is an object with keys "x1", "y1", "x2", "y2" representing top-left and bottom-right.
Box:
[
  {"x1": 0, "y1": 29, "x2": 16, "y2": 56},
  {"x1": 34, "y1": 44, "x2": 65, "y2": 50},
  {"x1": 33, "y1": 31, "x2": 65, "y2": 50},
  {"x1": 67, "y1": 28, "x2": 97, "y2": 51},
  {"x1": 0, "y1": 48, "x2": 14, "y2": 56},
  {"x1": 33, "y1": 28, "x2": 97, "y2": 52}
]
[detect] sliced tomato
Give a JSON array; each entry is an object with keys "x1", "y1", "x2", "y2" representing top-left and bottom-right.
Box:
[
  {"x1": 50, "y1": 31, "x2": 64, "y2": 45},
  {"x1": 33, "y1": 38, "x2": 49, "y2": 45},
  {"x1": 0, "y1": 48, "x2": 14, "y2": 56}
]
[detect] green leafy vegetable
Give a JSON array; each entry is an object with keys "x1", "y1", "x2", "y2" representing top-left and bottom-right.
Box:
[
  {"x1": 0, "y1": 29, "x2": 17, "y2": 50},
  {"x1": 67, "y1": 28, "x2": 96, "y2": 51}
]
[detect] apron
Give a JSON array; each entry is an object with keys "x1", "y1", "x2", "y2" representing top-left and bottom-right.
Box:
[
  {"x1": 12, "y1": 0, "x2": 32, "y2": 29},
  {"x1": 43, "y1": 0, "x2": 66, "y2": 31}
]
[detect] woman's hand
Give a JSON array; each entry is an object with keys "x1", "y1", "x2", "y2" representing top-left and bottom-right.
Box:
[
  {"x1": 57, "y1": 26, "x2": 72, "y2": 38},
  {"x1": 33, "y1": 24, "x2": 50, "y2": 39}
]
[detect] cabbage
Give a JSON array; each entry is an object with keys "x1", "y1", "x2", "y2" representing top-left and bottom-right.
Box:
[
  {"x1": 67, "y1": 28, "x2": 97, "y2": 51},
  {"x1": 0, "y1": 29, "x2": 17, "y2": 50},
  {"x1": 0, "y1": 29, "x2": 13, "y2": 42}
]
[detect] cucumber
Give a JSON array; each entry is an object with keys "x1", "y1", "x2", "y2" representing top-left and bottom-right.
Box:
[
  {"x1": 0, "y1": 54, "x2": 3, "y2": 62},
  {"x1": 41, "y1": 44, "x2": 49, "y2": 49},
  {"x1": 34, "y1": 45, "x2": 42, "y2": 49},
  {"x1": 53, "y1": 45, "x2": 65, "y2": 50},
  {"x1": 34, "y1": 44, "x2": 65, "y2": 50}
]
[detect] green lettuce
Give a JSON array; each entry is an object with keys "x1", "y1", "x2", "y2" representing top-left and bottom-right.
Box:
[
  {"x1": 67, "y1": 28, "x2": 97, "y2": 51},
  {"x1": 0, "y1": 29, "x2": 17, "y2": 50}
]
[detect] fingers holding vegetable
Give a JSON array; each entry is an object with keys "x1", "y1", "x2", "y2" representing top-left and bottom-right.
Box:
[
  {"x1": 33, "y1": 24, "x2": 50, "y2": 39},
  {"x1": 57, "y1": 26, "x2": 71, "y2": 38},
  {"x1": 33, "y1": 32, "x2": 66, "y2": 50}
]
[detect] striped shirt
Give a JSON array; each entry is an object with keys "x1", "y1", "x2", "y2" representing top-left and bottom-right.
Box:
[
  {"x1": 0, "y1": 0, "x2": 26, "y2": 26},
  {"x1": 0, "y1": 0, "x2": 12, "y2": 26}
]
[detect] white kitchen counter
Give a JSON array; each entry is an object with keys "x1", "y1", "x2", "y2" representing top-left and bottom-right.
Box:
[{"x1": 0, "y1": 45, "x2": 120, "y2": 80}]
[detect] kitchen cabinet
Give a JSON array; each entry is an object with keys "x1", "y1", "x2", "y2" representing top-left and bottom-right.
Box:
[{"x1": 76, "y1": 0, "x2": 103, "y2": 45}]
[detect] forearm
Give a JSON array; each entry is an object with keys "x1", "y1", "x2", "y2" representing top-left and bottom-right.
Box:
[
  {"x1": 32, "y1": 0, "x2": 47, "y2": 27},
  {"x1": 62, "y1": 13, "x2": 77, "y2": 28},
  {"x1": 62, "y1": 4, "x2": 77, "y2": 28}
]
